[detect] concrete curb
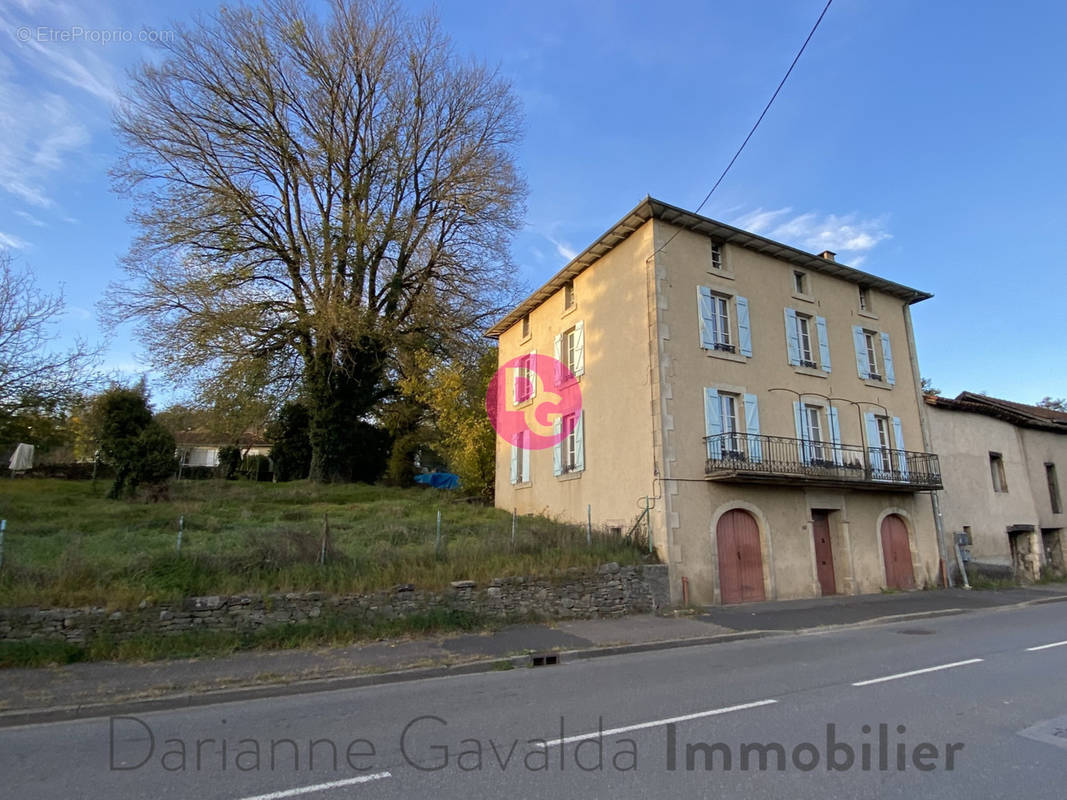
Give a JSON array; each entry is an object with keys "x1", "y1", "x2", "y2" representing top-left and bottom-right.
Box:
[{"x1": 2, "y1": 592, "x2": 1064, "y2": 729}]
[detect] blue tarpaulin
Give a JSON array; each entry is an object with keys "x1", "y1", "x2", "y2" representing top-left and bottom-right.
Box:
[{"x1": 414, "y1": 472, "x2": 460, "y2": 489}]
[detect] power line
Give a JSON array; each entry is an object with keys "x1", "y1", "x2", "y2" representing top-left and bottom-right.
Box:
[{"x1": 651, "y1": 0, "x2": 834, "y2": 259}]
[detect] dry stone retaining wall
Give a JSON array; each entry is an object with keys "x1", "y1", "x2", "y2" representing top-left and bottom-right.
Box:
[{"x1": 0, "y1": 564, "x2": 670, "y2": 644}]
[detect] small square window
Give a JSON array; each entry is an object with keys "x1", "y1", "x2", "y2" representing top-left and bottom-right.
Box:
[
  {"x1": 520, "y1": 314, "x2": 530, "y2": 339},
  {"x1": 711, "y1": 242, "x2": 723, "y2": 270},
  {"x1": 563, "y1": 280, "x2": 575, "y2": 310}
]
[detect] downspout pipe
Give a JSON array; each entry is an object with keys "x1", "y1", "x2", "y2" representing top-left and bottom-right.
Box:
[{"x1": 902, "y1": 302, "x2": 952, "y2": 587}]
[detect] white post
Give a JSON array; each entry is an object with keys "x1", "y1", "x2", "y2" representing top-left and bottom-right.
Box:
[
  {"x1": 586, "y1": 504, "x2": 592, "y2": 546},
  {"x1": 176, "y1": 515, "x2": 183, "y2": 555},
  {"x1": 435, "y1": 509, "x2": 442, "y2": 555},
  {"x1": 0, "y1": 519, "x2": 5, "y2": 569}
]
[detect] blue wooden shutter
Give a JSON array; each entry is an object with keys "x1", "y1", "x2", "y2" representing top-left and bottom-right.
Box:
[
  {"x1": 784, "y1": 308, "x2": 801, "y2": 366},
  {"x1": 704, "y1": 388, "x2": 722, "y2": 459},
  {"x1": 865, "y1": 412, "x2": 884, "y2": 472},
  {"x1": 793, "y1": 401, "x2": 810, "y2": 464},
  {"x1": 880, "y1": 332, "x2": 895, "y2": 385},
  {"x1": 572, "y1": 321, "x2": 585, "y2": 376},
  {"x1": 828, "y1": 407, "x2": 843, "y2": 465},
  {"x1": 510, "y1": 441, "x2": 519, "y2": 484},
  {"x1": 573, "y1": 412, "x2": 585, "y2": 472},
  {"x1": 552, "y1": 418, "x2": 562, "y2": 476},
  {"x1": 853, "y1": 326, "x2": 870, "y2": 379},
  {"x1": 528, "y1": 351, "x2": 537, "y2": 398},
  {"x1": 816, "y1": 316, "x2": 831, "y2": 373},
  {"x1": 697, "y1": 286, "x2": 715, "y2": 348},
  {"x1": 743, "y1": 393, "x2": 762, "y2": 463},
  {"x1": 553, "y1": 331, "x2": 564, "y2": 386},
  {"x1": 736, "y1": 296, "x2": 753, "y2": 357},
  {"x1": 892, "y1": 416, "x2": 909, "y2": 479}
]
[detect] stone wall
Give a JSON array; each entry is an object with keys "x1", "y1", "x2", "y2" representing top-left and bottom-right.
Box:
[{"x1": 0, "y1": 564, "x2": 670, "y2": 644}]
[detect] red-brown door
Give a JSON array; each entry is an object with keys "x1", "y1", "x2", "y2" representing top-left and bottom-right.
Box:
[
  {"x1": 812, "y1": 511, "x2": 837, "y2": 596},
  {"x1": 717, "y1": 509, "x2": 766, "y2": 604},
  {"x1": 880, "y1": 514, "x2": 915, "y2": 590}
]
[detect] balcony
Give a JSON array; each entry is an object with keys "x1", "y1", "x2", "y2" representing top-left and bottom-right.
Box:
[{"x1": 703, "y1": 433, "x2": 943, "y2": 491}]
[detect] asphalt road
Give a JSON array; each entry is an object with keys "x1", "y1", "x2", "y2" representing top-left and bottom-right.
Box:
[{"x1": 3, "y1": 601, "x2": 1066, "y2": 799}]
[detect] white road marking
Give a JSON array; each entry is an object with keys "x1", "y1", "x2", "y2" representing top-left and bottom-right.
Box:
[
  {"x1": 540, "y1": 699, "x2": 778, "y2": 749},
  {"x1": 1026, "y1": 640, "x2": 1067, "y2": 652},
  {"x1": 236, "y1": 771, "x2": 392, "y2": 800},
  {"x1": 852, "y1": 658, "x2": 984, "y2": 687}
]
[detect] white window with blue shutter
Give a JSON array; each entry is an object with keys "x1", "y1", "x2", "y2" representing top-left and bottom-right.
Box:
[
  {"x1": 510, "y1": 439, "x2": 519, "y2": 484},
  {"x1": 572, "y1": 412, "x2": 585, "y2": 472},
  {"x1": 828, "y1": 407, "x2": 843, "y2": 465},
  {"x1": 865, "y1": 412, "x2": 885, "y2": 473},
  {"x1": 698, "y1": 286, "x2": 717, "y2": 349},
  {"x1": 784, "y1": 308, "x2": 801, "y2": 366},
  {"x1": 552, "y1": 418, "x2": 562, "y2": 476},
  {"x1": 816, "y1": 316, "x2": 831, "y2": 373},
  {"x1": 513, "y1": 351, "x2": 537, "y2": 404},
  {"x1": 853, "y1": 326, "x2": 870, "y2": 379},
  {"x1": 510, "y1": 431, "x2": 531, "y2": 484},
  {"x1": 880, "y1": 332, "x2": 895, "y2": 385},
  {"x1": 743, "y1": 393, "x2": 762, "y2": 462},
  {"x1": 571, "y1": 321, "x2": 585, "y2": 376},
  {"x1": 793, "y1": 401, "x2": 811, "y2": 464},
  {"x1": 735, "y1": 296, "x2": 752, "y2": 357},
  {"x1": 704, "y1": 388, "x2": 723, "y2": 460},
  {"x1": 892, "y1": 416, "x2": 908, "y2": 479}
]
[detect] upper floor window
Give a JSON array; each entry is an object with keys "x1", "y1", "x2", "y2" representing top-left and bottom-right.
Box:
[
  {"x1": 858, "y1": 286, "x2": 871, "y2": 312},
  {"x1": 704, "y1": 388, "x2": 762, "y2": 462},
  {"x1": 698, "y1": 286, "x2": 752, "y2": 357},
  {"x1": 710, "y1": 241, "x2": 724, "y2": 271},
  {"x1": 1046, "y1": 463, "x2": 1062, "y2": 513},
  {"x1": 563, "y1": 279, "x2": 575, "y2": 311},
  {"x1": 990, "y1": 452, "x2": 1008, "y2": 493},
  {"x1": 554, "y1": 322, "x2": 585, "y2": 381},
  {"x1": 785, "y1": 308, "x2": 831, "y2": 372},
  {"x1": 510, "y1": 430, "x2": 531, "y2": 485},
  {"x1": 513, "y1": 351, "x2": 536, "y2": 405},
  {"x1": 793, "y1": 271, "x2": 808, "y2": 295},
  {"x1": 852, "y1": 326, "x2": 896, "y2": 385},
  {"x1": 520, "y1": 314, "x2": 530, "y2": 340}
]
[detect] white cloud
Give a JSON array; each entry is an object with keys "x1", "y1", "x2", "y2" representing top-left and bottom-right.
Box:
[
  {"x1": 550, "y1": 237, "x2": 577, "y2": 261},
  {"x1": 14, "y1": 210, "x2": 45, "y2": 226},
  {"x1": 0, "y1": 230, "x2": 30, "y2": 249},
  {"x1": 731, "y1": 206, "x2": 891, "y2": 261}
]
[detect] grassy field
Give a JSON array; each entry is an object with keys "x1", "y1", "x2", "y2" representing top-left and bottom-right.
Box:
[{"x1": 0, "y1": 479, "x2": 651, "y2": 610}]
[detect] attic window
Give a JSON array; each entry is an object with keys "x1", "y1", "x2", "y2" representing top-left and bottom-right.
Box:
[
  {"x1": 793, "y1": 271, "x2": 808, "y2": 295},
  {"x1": 858, "y1": 286, "x2": 871, "y2": 312},
  {"x1": 520, "y1": 314, "x2": 530, "y2": 339},
  {"x1": 563, "y1": 280, "x2": 575, "y2": 310},
  {"x1": 710, "y1": 241, "x2": 723, "y2": 270}
]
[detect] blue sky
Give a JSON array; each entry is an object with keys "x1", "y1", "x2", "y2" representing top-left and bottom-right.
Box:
[{"x1": 2, "y1": 0, "x2": 1065, "y2": 404}]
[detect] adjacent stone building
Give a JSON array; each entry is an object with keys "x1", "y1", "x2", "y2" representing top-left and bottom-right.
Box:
[{"x1": 925, "y1": 393, "x2": 1067, "y2": 580}]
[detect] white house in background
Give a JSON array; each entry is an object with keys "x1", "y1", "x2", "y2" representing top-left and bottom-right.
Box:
[{"x1": 174, "y1": 431, "x2": 271, "y2": 469}]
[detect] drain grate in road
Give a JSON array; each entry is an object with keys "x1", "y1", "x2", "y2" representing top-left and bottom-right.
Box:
[
  {"x1": 896, "y1": 628, "x2": 937, "y2": 635},
  {"x1": 531, "y1": 654, "x2": 559, "y2": 667}
]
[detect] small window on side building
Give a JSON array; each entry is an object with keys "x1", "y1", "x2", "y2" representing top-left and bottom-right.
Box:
[
  {"x1": 1047, "y1": 463, "x2": 1062, "y2": 514},
  {"x1": 520, "y1": 314, "x2": 530, "y2": 339},
  {"x1": 563, "y1": 280, "x2": 575, "y2": 310},
  {"x1": 858, "y1": 286, "x2": 870, "y2": 312},
  {"x1": 990, "y1": 452, "x2": 1008, "y2": 493},
  {"x1": 793, "y1": 271, "x2": 808, "y2": 295},
  {"x1": 710, "y1": 241, "x2": 723, "y2": 271}
]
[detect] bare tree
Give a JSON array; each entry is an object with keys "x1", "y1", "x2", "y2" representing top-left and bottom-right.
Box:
[
  {"x1": 0, "y1": 251, "x2": 97, "y2": 416},
  {"x1": 108, "y1": 0, "x2": 526, "y2": 482}
]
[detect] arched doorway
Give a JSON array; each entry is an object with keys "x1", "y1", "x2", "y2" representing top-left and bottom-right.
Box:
[
  {"x1": 716, "y1": 508, "x2": 766, "y2": 604},
  {"x1": 880, "y1": 514, "x2": 915, "y2": 590}
]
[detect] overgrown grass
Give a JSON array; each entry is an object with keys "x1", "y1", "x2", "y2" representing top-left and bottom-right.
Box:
[
  {"x1": 0, "y1": 479, "x2": 653, "y2": 609},
  {"x1": 0, "y1": 608, "x2": 495, "y2": 668}
]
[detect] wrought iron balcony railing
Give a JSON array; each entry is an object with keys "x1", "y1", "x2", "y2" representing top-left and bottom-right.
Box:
[{"x1": 703, "y1": 432, "x2": 943, "y2": 491}]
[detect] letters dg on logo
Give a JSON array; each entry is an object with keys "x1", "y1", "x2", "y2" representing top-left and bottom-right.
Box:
[{"x1": 485, "y1": 354, "x2": 583, "y2": 450}]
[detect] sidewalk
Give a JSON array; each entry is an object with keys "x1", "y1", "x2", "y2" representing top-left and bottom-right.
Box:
[{"x1": 2, "y1": 583, "x2": 1065, "y2": 726}]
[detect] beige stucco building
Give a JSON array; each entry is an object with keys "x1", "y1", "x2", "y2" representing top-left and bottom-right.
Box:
[
  {"x1": 925, "y1": 393, "x2": 1067, "y2": 580},
  {"x1": 488, "y1": 198, "x2": 945, "y2": 604}
]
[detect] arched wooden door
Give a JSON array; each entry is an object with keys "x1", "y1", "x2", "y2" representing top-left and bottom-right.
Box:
[
  {"x1": 717, "y1": 509, "x2": 766, "y2": 604},
  {"x1": 880, "y1": 514, "x2": 915, "y2": 590}
]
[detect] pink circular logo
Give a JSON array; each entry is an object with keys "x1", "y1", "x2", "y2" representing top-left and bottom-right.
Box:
[{"x1": 485, "y1": 354, "x2": 583, "y2": 449}]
